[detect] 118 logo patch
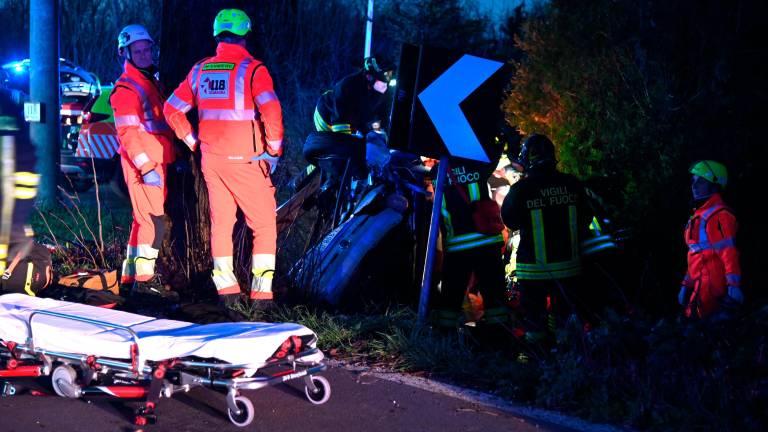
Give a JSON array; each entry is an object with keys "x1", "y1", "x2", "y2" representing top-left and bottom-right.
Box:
[{"x1": 200, "y1": 72, "x2": 230, "y2": 99}]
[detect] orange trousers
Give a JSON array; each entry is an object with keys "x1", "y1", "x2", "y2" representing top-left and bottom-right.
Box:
[
  {"x1": 120, "y1": 157, "x2": 166, "y2": 284},
  {"x1": 201, "y1": 156, "x2": 276, "y2": 299}
]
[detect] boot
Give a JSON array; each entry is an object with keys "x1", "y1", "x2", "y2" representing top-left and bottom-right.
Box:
[
  {"x1": 132, "y1": 276, "x2": 179, "y2": 303},
  {"x1": 218, "y1": 294, "x2": 248, "y2": 322}
]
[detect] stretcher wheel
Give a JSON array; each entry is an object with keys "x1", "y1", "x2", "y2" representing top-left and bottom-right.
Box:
[
  {"x1": 304, "y1": 375, "x2": 331, "y2": 405},
  {"x1": 51, "y1": 364, "x2": 78, "y2": 398},
  {"x1": 227, "y1": 395, "x2": 255, "y2": 427}
]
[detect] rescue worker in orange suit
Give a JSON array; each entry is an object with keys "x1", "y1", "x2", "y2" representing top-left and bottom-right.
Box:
[
  {"x1": 501, "y1": 134, "x2": 593, "y2": 349},
  {"x1": 163, "y1": 9, "x2": 283, "y2": 308},
  {"x1": 431, "y1": 152, "x2": 510, "y2": 339},
  {"x1": 679, "y1": 160, "x2": 742, "y2": 318},
  {"x1": 110, "y1": 24, "x2": 176, "y2": 299}
]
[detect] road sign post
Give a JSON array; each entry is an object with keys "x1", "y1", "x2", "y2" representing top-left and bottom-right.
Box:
[
  {"x1": 389, "y1": 44, "x2": 510, "y2": 323},
  {"x1": 417, "y1": 155, "x2": 448, "y2": 324}
]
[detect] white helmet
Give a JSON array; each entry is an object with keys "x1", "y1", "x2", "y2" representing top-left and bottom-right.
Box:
[{"x1": 117, "y1": 24, "x2": 154, "y2": 51}]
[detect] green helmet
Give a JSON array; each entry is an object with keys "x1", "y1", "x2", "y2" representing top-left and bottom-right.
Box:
[
  {"x1": 213, "y1": 9, "x2": 252, "y2": 37},
  {"x1": 689, "y1": 160, "x2": 728, "y2": 187}
]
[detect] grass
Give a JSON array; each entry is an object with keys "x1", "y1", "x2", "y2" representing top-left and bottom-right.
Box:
[
  {"x1": 30, "y1": 187, "x2": 131, "y2": 273},
  {"x1": 236, "y1": 301, "x2": 768, "y2": 431},
  {"x1": 247, "y1": 303, "x2": 535, "y2": 392}
]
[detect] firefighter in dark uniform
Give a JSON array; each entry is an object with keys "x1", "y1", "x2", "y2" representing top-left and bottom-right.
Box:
[
  {"x1": 313, "y1": 56, "x2": 393, "y2": 137},
  {"x1": 304, "y1": 57, "x2": 395, "y2": 193},
  {"x1": 501, "y1": 134, "x2": 592, "y2": 347},
  {"x1": 432, "y1": 152, "x2": 509, "y2": 337},
  {"x1": 0, "y1": 88, "x2": 39, "y2": 278}
]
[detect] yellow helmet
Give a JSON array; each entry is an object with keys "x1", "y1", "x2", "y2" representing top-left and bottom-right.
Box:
[
  {"x1": 213, "y1": 9, "x2": 251, "y2": 37},
  {"x1": 689, "y1": 160, "x2": 727, "y2": 188}
]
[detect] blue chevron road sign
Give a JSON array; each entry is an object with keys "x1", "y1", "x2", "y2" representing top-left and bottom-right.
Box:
[
  {"x1": 389, "y1": 44, "x2": 510, "y2": 163},
  {"x1": 417, "y1": 55, "x2": 503, "y2": 162}
]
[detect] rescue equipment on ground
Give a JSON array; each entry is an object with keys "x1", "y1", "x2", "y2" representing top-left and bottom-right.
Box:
[{"x1": 0, "y1": 294, "x2": 330, "y2": 427}]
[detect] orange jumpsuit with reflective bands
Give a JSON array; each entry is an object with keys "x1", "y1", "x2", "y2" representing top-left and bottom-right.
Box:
[
  {"x1": 110, "y1": 61, "x2": 175, "y2": 284},
  {"x1": 681, "y1": 193, "x2": 741, "y2": 317},
  {"x1": 163, "y1": 42, "x2": 283, "y2": 299}
]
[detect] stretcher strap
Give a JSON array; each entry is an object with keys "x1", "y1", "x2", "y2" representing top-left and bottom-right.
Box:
[{"x1": 23, "y1": 262, "x2": 35, "y2": 296}]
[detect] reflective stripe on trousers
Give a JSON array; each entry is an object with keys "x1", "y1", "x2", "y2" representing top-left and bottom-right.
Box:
[
  {"x1": 121, "y1": 245, "x2": 138, "y2": 284},
  {"x1": 250, "y1": 253, "x2": 275, "y2": 300},
  {"x1": 212, "y1": 256, "x2": 239, "y2": 294},
  {"x1": 134, "y1": 244, "x2": 159, "y2": 281}
]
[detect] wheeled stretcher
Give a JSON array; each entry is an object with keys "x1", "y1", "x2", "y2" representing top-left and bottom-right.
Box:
[{"x1": 0, "y1": 294, "x2": 330, "y2": 427}]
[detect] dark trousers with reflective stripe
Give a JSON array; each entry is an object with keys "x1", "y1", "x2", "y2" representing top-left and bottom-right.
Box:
[
  {"x1": 435, "y1": 244, "x2": 506, "y2": 312},
  {"x1": 518, "y1": 277, "x2": 586, "y2": 337}
]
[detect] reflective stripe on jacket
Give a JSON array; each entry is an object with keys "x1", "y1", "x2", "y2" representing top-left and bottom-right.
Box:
[
  {"x1": 501, "y1": 169, "x2": 591, "y2": 281},
  {"x1": 164, "y1": 43, "x2": 284, "y2": 160},
  {"x1": 109, "y1": 61, "x2": 174, "y2": 173},
  {"x1": 681, "y1": 193, "x2": 741, "y2": 317},
  {"x1": 313, "y1": 69, "x2": 387, "y2": 136},
  {"x1": 441, "y1": 160, "x2": 503, "y2": 253}
]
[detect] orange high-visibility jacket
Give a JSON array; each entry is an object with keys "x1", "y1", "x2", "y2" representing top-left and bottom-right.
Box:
[
  {"x1": 110, "y1": 61, "x2": 175, "y2": 174},
  {"x1": 163, "y1": 42, "x2": 283, "y2": 160},
  {"x1": 681, "y1": 193, "x2": 741, "y2": 317}
]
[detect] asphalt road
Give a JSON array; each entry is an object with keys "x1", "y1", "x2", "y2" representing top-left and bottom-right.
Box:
[{"x1": 0, "y1": 366, "x2": 563, "y2": 432}]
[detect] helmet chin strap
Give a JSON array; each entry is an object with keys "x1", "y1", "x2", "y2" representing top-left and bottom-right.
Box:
[{"x1": 119, "y1": 46, "x2": 132, "y2": 61}]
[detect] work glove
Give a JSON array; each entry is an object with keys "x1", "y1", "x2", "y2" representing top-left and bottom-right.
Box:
[
  {"x1": 252, "y1": 153, "x2": 279, "y2": 174},
  {"x1": 727, "y1": 285, "x2": 744, "y2": 304},
  {"x1": 183, "y1": 133, "x2": 199, "y2": 153},
  {"x1": 142, "y1": 169, "x2": 162, "y2": 187},
  {"x1": 678, "y1": 286, "x2": 692, "y2": 306}
]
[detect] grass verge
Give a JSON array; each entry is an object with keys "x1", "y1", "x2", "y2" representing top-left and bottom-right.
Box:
[{"x1": 245, "y1": 303, "x2": 767, "y2": 431}]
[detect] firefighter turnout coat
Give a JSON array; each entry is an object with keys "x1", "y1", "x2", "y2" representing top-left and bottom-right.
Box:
[{"x1": 501, "y1": 168, "x2": 592, "y2": 281}]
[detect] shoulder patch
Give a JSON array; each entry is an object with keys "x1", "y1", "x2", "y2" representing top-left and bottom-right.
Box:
[{"x1": 203, "y1": 62, "x2": 235, "y2": 71}]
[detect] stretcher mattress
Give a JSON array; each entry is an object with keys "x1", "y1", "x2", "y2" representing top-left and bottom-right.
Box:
[{"x1": 0, "y1": 294, "x2": 318, "y2": 367}]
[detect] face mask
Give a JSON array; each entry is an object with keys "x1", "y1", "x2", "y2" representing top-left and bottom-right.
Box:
[{"x1": 373, "y1": 80, "x2": 388, "y2": 94}]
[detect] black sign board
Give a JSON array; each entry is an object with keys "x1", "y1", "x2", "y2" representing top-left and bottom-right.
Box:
[{"x1": 389, "y1": 44, "x2": 511, "y2": 163}]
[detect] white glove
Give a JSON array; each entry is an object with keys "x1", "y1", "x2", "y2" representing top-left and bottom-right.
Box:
[
  {"x1": 678, "y1": 286, "x2": 691, "y2": 306},
  {"x1": 253, "y1": 153, "x2": 279, "y2": 174}
]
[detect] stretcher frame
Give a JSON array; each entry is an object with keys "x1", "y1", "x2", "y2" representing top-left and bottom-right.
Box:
[{"x1": 0, "y1": 307, "x2": 330, "y2": 427}]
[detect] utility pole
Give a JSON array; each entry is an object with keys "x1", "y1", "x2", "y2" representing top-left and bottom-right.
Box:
[
  {"x1": 364, "y1": 0, "x2": 374, "y2": 59},
  {"x1": 29, "y1": 0, "x2": 60, "y2": 206}
]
